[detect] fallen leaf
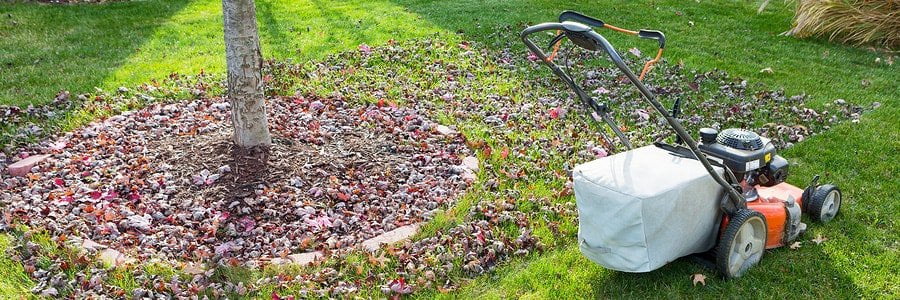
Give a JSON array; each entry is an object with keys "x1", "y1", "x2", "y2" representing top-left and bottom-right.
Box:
[
  {"x1": 811, "y1": 234, "x2": 828, "y2": 245},
  {"x1": 691, "y1": 273, "x2": 707, "y2": 286},
  {"x1": 389, "y1": 277, "x2": 413, "y2": 294},
  {"x1": 759, "y1": 67, "x2": 774, "y2": 74},
  {"x1": 272, "y1": 291, "x2": 295, "y2": 300},
  {"x1": 790, "y1": 241, "x2": 801, "y2": 250},
  {"x1": 358, "y1": 44, "x2": 372, "y2": 55},
  {"x1": 628, "y1": 47, "x2": 642, "y2": 57},
  {"x1": 688, "y1": 82, "x2": 700, "y2": 91}
]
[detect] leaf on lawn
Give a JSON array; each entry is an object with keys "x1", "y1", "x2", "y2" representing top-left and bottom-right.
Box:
[
  {"x1": 759, "y1": 67, "x2": 774, "y2": 74},
  {"x1": 271, "y1": 291, "x2": 295, "y2": 300},
  {"x1": 811, "y1": 234, "x2": 828, "y2": 245},
  {"x1": 358, "y1": 44, "x2": 372, "y2": 55},
  {"x1": 691, "y1": 273, "x2": 707, "y2": 286},
  {"x1": 368, "y1": 253, "x2": 390, "y2": 267},
  {"x1": 389, "y1": 277, "x2": 413, "y2": 294},
  {"x1": 790, "y1": 241, "x2": 802, "y2": 250},
  {"x1": 688, "y1": 82, "x2": 700, "y2": 91},
  {"x1": 628, "y1": 47, "x2": 642, "y2": 57}
]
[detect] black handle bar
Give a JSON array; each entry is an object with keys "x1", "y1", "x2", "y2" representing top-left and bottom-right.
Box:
[
  {"x1": 559, "y1": 10, "x2": 606, "y2": 27},
  {"x1": 560, "y1": 10, "x2": 666, "y2": 49}
]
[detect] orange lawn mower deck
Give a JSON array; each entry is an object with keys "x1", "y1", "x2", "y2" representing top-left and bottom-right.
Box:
[{"x1": 522, "y1": 11, "x2": 842, "y2": 278}]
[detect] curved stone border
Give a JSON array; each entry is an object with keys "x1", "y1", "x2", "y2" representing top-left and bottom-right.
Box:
[{"x1": 67, "y1": 223, "x2": 423, "y2": 271}]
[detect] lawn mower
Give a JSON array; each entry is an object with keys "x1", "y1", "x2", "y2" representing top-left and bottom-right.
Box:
[{"x1": 521, "y1": 11, "x2": 842, "y2": 278}]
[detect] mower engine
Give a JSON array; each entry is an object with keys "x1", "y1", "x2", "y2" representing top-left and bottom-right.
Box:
[
  {"x1": 699, "y1": 128, "x2": 807, "y2": 248},
  {"x1": 698, "y1": 128, "x2": 790, "y2": 189}
]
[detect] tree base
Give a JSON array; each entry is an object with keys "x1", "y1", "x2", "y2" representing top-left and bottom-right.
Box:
[{"x1": 230, "y1": 143, "x2": 270, "y2": 201}]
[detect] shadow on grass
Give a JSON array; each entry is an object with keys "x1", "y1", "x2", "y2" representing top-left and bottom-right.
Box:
[{"x1": 0, "y1": 0, "x2": 193, "y2": 107}]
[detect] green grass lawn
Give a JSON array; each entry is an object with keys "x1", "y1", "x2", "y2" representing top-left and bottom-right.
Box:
[
  {"x1": 1, "y1": 0, "x2": 897, "y2": 298},
  {"x1": 444, "y1": 104, "x2": 900, "y2": 299}
]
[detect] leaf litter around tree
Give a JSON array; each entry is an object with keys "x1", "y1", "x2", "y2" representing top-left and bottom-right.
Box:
[
  {"x1": 0, "y1": 37, "x2": 870, "y2": 297},
  {"x1": 4, "y1": 94, "x2": 473, "y2": 261}
]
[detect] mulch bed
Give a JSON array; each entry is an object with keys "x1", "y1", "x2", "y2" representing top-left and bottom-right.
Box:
[{"x1": 1, "y1": 95, "x2": 471, "y2": 263}]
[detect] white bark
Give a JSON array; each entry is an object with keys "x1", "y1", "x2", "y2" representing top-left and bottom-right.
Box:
[{"x1": 223, "y1": 0, "x2": 272, "y2": 148}]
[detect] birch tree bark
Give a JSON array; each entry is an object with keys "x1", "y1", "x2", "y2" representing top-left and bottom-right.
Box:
[{"x1": 222, "y1": 0, "x2": 271, "y2": 148}]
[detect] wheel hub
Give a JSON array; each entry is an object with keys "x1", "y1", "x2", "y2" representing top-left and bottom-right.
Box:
[{"x1": 728, "y1": 217, "x2": 766, "y2": 275}]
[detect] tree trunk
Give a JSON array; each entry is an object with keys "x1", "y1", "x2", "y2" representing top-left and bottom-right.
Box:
[{"x1": 222, "y1": 0, "x2": 271, "y2": 148}]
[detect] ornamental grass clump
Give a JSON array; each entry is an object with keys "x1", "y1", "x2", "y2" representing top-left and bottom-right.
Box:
[{"x1": 784, "y1": 0, "x2": 900, "y2": 49}]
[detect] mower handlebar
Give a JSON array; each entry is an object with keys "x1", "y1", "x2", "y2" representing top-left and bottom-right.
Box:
[
  {"x1": 560, "y1": 10, "x2": 666, "y2": 49},
  {"x1": 559, "y1": 10, "x2": 606, "y2": 28},
  {"x1": 521, "y1": 16, "x2": 747, "y2": 209},
  {"x1": 637, "y1": 30, "x2": 666, "y2": 49}
]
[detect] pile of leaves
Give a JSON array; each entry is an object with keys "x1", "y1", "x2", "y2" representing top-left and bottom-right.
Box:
[
  {"x1": 1, "y1": 93, "x2": 475, "y2": 264},
  {"x1": 1, "y1": 35, "x2": 870, "y2": 298}
]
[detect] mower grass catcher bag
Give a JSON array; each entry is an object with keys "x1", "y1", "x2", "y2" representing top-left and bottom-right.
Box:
[{"x1": 573, "y1": 145, "x2": 725, "y2": 272}]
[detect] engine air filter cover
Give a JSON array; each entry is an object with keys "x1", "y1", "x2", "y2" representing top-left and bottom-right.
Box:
[{"x1": 717, "y1": 128, "x2": 764, "y2": 150}]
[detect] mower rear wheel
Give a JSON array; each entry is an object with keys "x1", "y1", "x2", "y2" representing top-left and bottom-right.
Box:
[
  {"x1": 716, "y1": 209, "x2": 767, "y2": 279},
  {"x1": 808, "y1": 184, "x2": 841, "y2": 223}
]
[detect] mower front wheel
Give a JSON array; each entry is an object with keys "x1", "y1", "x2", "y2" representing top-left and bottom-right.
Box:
[
  {"x1": 808, "y1": 184, "x2": 841, "y2": 223},
  {"x1": 716, "y1": 209, "x2": 767, "y2": 279}
]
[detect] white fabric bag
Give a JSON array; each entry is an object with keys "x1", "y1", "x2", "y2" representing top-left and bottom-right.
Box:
[{"x1": 573, "y1": 145, "x2": 724, "y2": 272}]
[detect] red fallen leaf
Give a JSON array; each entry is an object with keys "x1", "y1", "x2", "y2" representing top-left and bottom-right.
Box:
[
  {"x1": 58, "y1": 195, "x2": 75, "y2": 204},
  {"x1": 104, "y1": 210, "x2": 117, "y2": 221},
  {"x1": 53, "y1": 178, "x2": 65, "y2": 186},
  {"x1": 500, "y1": 147, "x2": 510, "y2": 159},
  {"x1": 482, "y1": 145, "x2": 492, "y2": 157},
  {"x1": 336, "y1": 192, "x2": 350, "y2": 201},
  {"x1": 272, "y1": 291, "x2": 295, "y2": 300},
  {"x1": 458, "y1": 41, "x2": 470, "y2": 49},
  {"x1": 104, "y1": 191, "x2": 119, "y2": 200},
  {"x1": 90, "y1": 191, "x2": 102, "y2": 200},
  {"x1": 389, "y1": 277, "x2": 413, "y2": 295},
  {"x1": 474, "y1": 229, "x2": 486, "y2": 244},
  {"x1": 549, "y1": 108, "x2": 560, "y2": 119},
  {"x1": 129, "y1": 192, "x2": 141, "y2": 202}
]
